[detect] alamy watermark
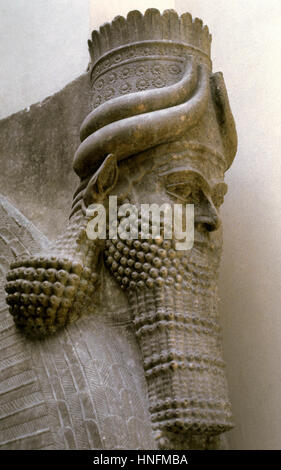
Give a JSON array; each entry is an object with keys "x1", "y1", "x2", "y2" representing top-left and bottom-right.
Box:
[{"x1": 86, "y1": 196, "x2": 194, "y2": 251}]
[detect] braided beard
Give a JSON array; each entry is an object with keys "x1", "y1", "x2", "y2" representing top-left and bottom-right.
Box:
[{"x1": 104, "y1": 223, "x2": 233, "y2": 448}]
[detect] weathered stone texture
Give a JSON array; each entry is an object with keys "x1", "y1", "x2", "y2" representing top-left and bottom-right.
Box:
[
  {"x1": 0, "y1": 73, "x2": 92, "y2": 240},
  {"x1": 1, "y1": 9, "x2": 237, "y2": 450}
]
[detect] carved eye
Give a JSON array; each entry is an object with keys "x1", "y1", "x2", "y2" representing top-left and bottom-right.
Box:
[
  {"x1": 166, "y1": 185, "x2": 192, "y2": 203},
  {"x1": 163, "y1": 169, "x2": 211, "y2": 204},
  {"x1": 166, "y1": 181, "x2": 204, "y2": 205},
  {"x1": 185, "y1": 189, "x2": 202, "y2": 205}
]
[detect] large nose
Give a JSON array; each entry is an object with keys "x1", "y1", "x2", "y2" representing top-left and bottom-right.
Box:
[{"x1": 194, "y1": 194, "x2": 221, "y2": 232}]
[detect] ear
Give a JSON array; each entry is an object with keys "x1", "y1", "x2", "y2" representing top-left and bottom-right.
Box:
[
  {"x1": 83, "y1": 154, "x2": 119, "y2": 207},
  {"x1": 210, "y1": 72, "x2": 238, "y2": 169}
]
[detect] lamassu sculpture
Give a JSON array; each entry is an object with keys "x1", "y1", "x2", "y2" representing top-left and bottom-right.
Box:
[{"x1": 1, "y1": 9, "x2": 237, "y2": 449}]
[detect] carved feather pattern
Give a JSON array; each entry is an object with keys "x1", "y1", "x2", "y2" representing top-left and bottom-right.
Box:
[
  {"x1": 0, "y1": 196, "x2": 53, "y2": 449},
  {"x1": 0, "y1": 195, "x2": 155, "y2": 449}
]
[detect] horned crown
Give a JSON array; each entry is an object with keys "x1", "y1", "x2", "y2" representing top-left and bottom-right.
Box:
[{"x1": 88, "y1": 9, "x2": 212, "y2": 67}]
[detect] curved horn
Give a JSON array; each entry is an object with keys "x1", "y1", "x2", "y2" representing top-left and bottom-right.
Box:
[
  {"x1": 73, "y1": 64, "x2": 210, "y2": 179},
  {"x1": 80, "y1": 57, "x2": 197, "y2": 141}
]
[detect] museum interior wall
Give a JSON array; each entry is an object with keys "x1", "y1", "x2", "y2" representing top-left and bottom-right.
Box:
[{"x1": 0, "y1": 0, "x2": 90, "y2": 120}]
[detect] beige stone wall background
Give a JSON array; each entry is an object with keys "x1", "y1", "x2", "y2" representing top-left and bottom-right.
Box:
[
  {"x1": 0, "y1": 0, "x2": 280, "y2": 450},
  {"x1": 0, "y1": 0, "x2": 90, "y2": 119}
]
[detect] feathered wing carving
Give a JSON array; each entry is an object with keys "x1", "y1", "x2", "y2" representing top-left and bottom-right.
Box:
[
  {"x1": 0, "y1": 195, "x2": 54, "y2": 449},
  {"x1": 0, "y1": 194, "x2": 155, "y2": 449}
]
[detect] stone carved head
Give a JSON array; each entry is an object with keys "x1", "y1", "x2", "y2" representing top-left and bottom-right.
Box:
[{"x1": 5, "y1": 10, "x2": 237, "y2": 446}]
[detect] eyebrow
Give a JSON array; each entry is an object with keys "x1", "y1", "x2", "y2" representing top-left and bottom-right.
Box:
[{"x1": 163, "y1": 169, "x2": 211, "y2": 192}]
